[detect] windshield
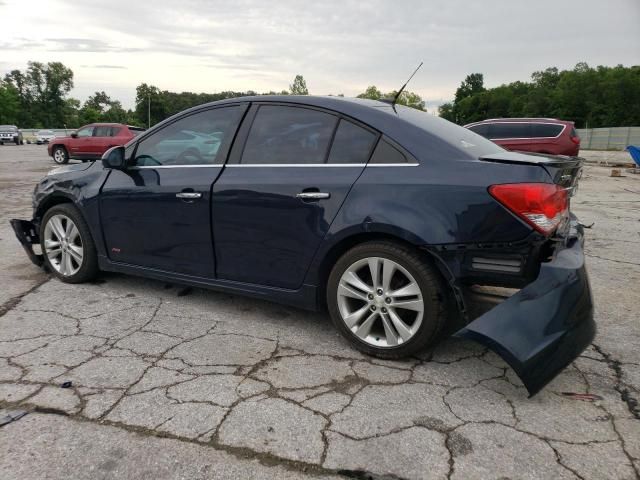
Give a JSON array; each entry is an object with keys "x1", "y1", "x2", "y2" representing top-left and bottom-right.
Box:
[
  {"x1": 394, "y1": 106, "x2": 505, "y2": 158},
  {"x1": 0, "y1": 125, "x2": 17, "y2": 132},
  {"x1": 38, "y1": 130, "x2": 54, "y2": 135}
]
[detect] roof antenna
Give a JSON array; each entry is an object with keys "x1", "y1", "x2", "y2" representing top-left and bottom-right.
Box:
[{"x1": 382, "y1": 62, "x2": 423, "y2": 108}]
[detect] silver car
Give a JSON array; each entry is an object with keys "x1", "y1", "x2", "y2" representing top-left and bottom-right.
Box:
[
  {"x1": 36, "y1": 129, "x2": 56, "y2": 144},
  {"x1": 0, "y1": 125, "x2": 23, "y2": 145}
]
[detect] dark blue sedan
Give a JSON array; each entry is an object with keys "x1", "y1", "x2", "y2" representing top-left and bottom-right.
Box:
[{"x1": 11, "y1": 96, "x2": 594, "y2": 395}]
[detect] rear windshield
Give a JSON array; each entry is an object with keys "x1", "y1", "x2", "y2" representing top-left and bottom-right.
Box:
[
  {"x1": 396, "y1": 106, "x2": 504, "y2": 158},
  {"x1": 128, "y1": 126, "x2": 145, "y2": 136}
]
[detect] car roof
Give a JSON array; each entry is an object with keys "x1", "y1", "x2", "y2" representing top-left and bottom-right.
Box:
[{"x1": 465, "y1": 118, "x2": 573, "y2": 126}]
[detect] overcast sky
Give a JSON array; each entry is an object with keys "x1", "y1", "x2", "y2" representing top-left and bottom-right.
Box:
[{"x1": 1, "y1": 0, "x2": 639, "y2": 110}]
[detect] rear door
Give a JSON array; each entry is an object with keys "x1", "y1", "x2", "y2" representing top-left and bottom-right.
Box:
[
  {"x1": 212, "y1": 104, "x2": 379, "y2": 289},
  {"x1": 91, "y1": 126, "x2": 113, "y2": 158},
  {"x1": 99, "y1": 104, "x2": 247, "y2": 278}
]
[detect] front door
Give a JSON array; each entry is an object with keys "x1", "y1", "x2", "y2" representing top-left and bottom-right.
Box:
[
  {"x1": 99, "y1": 104, "x2": 247, "y2": 278},
  {"x1": 68, "y1": 125, "x2": 95, "y2": 158},
  {"x1": 212, "y1": 104, "x2": 379, "y2": 289}
]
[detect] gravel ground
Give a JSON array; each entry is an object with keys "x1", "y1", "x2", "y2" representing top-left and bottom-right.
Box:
[{"x1": 0, "y1": 144, "x2": 638, "y2": 480}]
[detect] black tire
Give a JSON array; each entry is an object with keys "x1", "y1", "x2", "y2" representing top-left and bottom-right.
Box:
[
  {"x1": 52, "y1": 146, "x2": 69, "y2": 164},
  {"x1": 40, "y1": 204, "x2": 99, "y2": 283},
  {"x1": 327, "y1": 241, "x2": 448, "y2": 359}
]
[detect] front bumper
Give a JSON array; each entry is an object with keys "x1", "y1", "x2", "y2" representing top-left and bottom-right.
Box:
[
  {"x1": 10, "y1": 219, "x2": 43, "y2": 267},
  {"x1": 454, "y1": 219, "x2": 595, "y2": 396}
]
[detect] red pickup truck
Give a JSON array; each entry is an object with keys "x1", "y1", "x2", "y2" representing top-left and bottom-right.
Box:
[{"x1": 48, "y1": 123, "x2": 145, "y2": 164}]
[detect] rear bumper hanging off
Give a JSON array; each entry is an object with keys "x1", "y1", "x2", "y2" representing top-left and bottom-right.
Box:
[{"x1": 454, "y1": 219, "x2": 595, "y2": 396}]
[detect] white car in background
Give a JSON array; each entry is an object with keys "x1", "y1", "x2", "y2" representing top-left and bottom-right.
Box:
[{"x1": 36, "y1": 130, "x2": 57, "y2": 144}]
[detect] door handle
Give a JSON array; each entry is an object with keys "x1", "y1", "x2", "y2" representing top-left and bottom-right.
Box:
[
  {"x1": 296, "y1": 192, "x2": 330, "y2": 200},
  {"x1": 176, "y1": 192, "x2": 202, "y2": 199}
]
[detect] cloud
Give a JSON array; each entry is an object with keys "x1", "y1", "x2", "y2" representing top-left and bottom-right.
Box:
[
  {"x1": 1, "y1": 0, "x2": 639, "y2": 109},
  {"x1": 45, "y1": 38, "x2": 142, "y2": 53},
  {"x1": 80, "y1": 65, "x2": 127, "y2": 69}
]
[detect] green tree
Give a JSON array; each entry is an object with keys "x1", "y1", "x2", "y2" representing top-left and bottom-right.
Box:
[
  {"x1": 357, "y1": 85, "x2": 383, "y2": 101},
  {"x1": 454, "y1": 73, "x2": 485, "y2": 104},
  {"x1": 357, "y1": 85, "x2": 426, "y2": 111},
  {"x1": 440, "y1": 63, "x2": 640, "y2": 128},
  {"x1": 3, "y1": 61, "x2": 73, "y2": 127},
  {"x1": 0, "y1": 80, "x2": 20, "y2": 124},
  {"x1": 438, "y1": 102, "x2": 455, "y2": 121},
  {"x1": 289, "y1": 75, "x2": 308, "y2": 95}
]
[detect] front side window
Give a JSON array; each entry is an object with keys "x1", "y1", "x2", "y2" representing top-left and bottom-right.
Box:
[
  {"x1": 76, "y1": 126, "x2": 94, "y2": 138},
  {"x1": 327, "y1": 120, "x2": 377, "y2": 164},
  {"x1": 241, "y1": 105, "x2": 337, "y2": 164},
  {"x1": 133, "y1": 106, "x2": 243, "y2": 166}
]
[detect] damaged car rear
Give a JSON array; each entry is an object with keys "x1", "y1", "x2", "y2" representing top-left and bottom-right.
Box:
[{"x1": 10, "y1": 96, "x2": 594, "y2": 396}]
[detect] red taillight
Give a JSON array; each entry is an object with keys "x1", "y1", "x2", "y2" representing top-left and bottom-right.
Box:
[
  {"x1": 489, "y1": 183, "x2": 568, "y2": 235},
  {"x1": 570, "y1": 135, "x2": 580, "y2": 145}
]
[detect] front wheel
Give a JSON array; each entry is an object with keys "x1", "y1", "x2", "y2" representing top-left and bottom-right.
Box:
[
  {"x1": 52, "y1": 146, "x2": 69, "y2": 164},
  {"x1": 40, "y1": 204, "x2": 99, "y2": 283},
  {"x1": 327, "y1": 241, "x2": 448, "y2": 358}
]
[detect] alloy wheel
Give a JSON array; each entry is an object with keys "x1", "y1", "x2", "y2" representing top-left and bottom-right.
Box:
[
  {"x1": 43, "y1": 214, "x2": 84, "y2": 276},
  {"x1": 336, "y1": 256, "x2": 424, "y2": 347},
  {"x1": 53, "y1": 148, "x2": 66, "y2": 164}
]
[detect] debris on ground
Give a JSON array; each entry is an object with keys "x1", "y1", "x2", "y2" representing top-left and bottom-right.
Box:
[{"x1": 0, "y1": 410, "x2": 28, "y2": 427}]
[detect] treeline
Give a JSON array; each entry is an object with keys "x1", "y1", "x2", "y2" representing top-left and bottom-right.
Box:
[
  {"x1": 0, "y1": 64, "x2": 427, "y2": 128},
  {"x1": 439, "y1": 63, "x2": 640, "y2": 128}
]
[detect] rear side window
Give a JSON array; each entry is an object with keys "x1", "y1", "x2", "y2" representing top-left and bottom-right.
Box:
[
  {"x1": 110, "y1": 127, "x2": 122, "y2": 136},
  {"x1": 531, "y1": 123, "x2": 564, "y2": 138},
  {"x1": 241, "y1": 105, "x2": 337, "y2": 164},
  {"x1": 369, "y1": 138, "x2": 409, "y2": 164},
  {"x1": 93, "y1": 126, "x2": 111, "y2": 137},
  {"x1": 488, "y1": 123, "x2": 531, "y2": 139},
  {"x1": 327, "y1": 120, "x2": 377, "y2": 164}
]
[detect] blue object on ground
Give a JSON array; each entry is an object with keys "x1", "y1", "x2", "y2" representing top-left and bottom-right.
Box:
[{"x1": 627, "y1": 145, "x2": 640, "y2": 166}]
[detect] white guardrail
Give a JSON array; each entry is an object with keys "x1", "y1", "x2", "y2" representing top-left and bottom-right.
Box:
[{"x1": 577, "y1": 127, "x2": 640, "y2": 150}]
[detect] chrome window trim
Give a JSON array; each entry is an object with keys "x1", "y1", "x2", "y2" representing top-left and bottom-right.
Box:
[
  {"x1": 467, "y1": 121, "x2": 567, "y2": 141},
  {"x1": 130, "y1": 164, "x2": 223, "y2": 169},
  {"x1": 224, "y1": 163, "x2": 419, "y2": 168}
]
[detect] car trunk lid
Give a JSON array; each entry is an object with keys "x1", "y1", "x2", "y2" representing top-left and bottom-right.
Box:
[{"x1": 479, "y1": 151, "x2": 583, "y2": 193}]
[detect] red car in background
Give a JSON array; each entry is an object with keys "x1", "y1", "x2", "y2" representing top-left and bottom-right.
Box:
[
  {"x1": 48, "y1": 123, "x2": 145, "y2": 164},
  {"x1": 464, "y1": 118, "x2": 580, "y2": 156}
]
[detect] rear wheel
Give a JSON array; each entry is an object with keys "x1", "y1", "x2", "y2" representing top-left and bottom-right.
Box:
[
  {"x1": 52, "y1": 146, "x2": 69, "y2": 164},
  {"x1": 40, "y1": 204, "x2": 98, "y2": 283},
  {"x1": 327, "y1": 241, "x2": 447, "y2": 358}
]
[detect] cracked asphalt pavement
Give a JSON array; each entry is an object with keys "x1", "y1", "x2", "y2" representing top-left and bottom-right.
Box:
[{"x1": 0, "y1": 145, "x2": 639, "y2": 479}]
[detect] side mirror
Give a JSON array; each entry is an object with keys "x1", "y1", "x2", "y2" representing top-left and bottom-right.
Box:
[
  {"x1": 102, "y1": 146, "x2": 126, "y2": 169},
  {"x1": 70, "y1": 132, "x2": 78, "y2": 138}
]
